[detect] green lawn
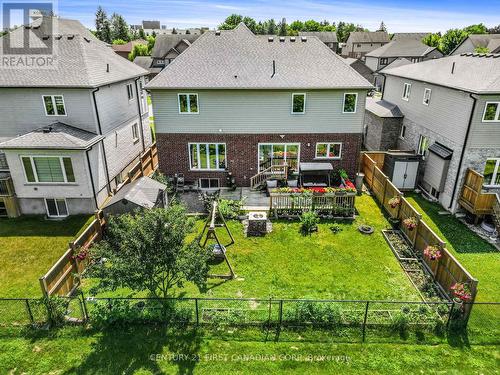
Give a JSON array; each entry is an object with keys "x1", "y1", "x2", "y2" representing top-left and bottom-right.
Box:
[
  {"x1": 83, "y1": 195, "x2": 420, "y2": 301},
  {"x1": 405, "y1": 193, "x2": 500, "y2": 301},
  {"x1": 0, "y1": 215, "x2": 93, "y2": 298},
  {"x1": 0, "y1": 326, "x2": 498, "y2": 374}
]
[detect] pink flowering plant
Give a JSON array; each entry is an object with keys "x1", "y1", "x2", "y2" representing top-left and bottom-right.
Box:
[
  {"x1": 403, "y1": 217, "x2": 418, "y2": 231},
  {"x1": 388, "y1": 196, "x2": 401, "y2": 208},
  {"x1": 72, "y1": 247, "x2": 88, "y2": 261},
  {"x1": 423, "y1": 245, "x2": 442, "y2": 261},
  {"x1": 451, "y1": 282, "x2": 472, "y2": 302}
]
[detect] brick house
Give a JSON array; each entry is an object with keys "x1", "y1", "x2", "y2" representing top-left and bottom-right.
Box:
[{"x1": 146, "y1": 23, "x2": 372, "y2": 188}]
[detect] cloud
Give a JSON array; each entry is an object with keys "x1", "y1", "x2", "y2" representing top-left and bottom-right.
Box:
[{"x1": 214, "y1": 4, "x2": 248, "y2": 11}]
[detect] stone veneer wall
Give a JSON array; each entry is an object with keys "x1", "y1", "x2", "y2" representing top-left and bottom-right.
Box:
[
  {"x1": 156, "y1": 133, "x2": 362, "y2": 187},
  {"x1": 363, "y1": 111, "x2": 402, "y2": 151}
]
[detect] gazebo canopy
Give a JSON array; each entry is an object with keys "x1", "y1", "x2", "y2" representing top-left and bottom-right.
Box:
[{"x1": 299, "y1": 163, "x2": 334, "y2": 174}]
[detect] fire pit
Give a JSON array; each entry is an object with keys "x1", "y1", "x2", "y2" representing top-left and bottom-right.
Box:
[{"x1": 247, "y1": 211, "x2": 269, "y2": 237}]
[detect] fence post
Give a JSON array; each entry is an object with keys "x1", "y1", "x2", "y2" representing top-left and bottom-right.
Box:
[
  {"x1": 81, "y1": 291, "x2": 89, "y2": 321},
  {"x1": 25, "y1": 299, "x2": 34, "y2": 324},
  {"x1": 279, "y1": 299, "x2": 283, "y2": 328},
  {"x1": 447, "y1": 302, "x2": 455, "y2": 329},
  {"x1": 195, "y1": 298, "x2": 199, "y2": 326},
  {"x1": 267, "y1": 298, "x2": 273, "y2": 328},
  {"x1": 362, "y1": 301, "x2": 369, "y2": 342}
]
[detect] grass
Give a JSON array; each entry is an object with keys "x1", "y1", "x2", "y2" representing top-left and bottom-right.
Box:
[
  {"x1": 405, "y1": 193, "x2": 500, "y2": 301},
  {"x1": 0, "y1": 215, "x2": 93, "y2": 298},
  {"x1": 83, "y1": 195, "x2": 420, "y2": 301},
  {"x1": 0, "y1": 326, "x2": 498, "y2": 374}
]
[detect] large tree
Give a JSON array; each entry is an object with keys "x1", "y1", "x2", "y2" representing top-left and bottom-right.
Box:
[
  {"x1": 95, "y1": 6, "x2": 111, "y2": 43},
  {"x1": 336, "y1": 21, "x2": 358, "y2": 43},
  {"x1": 422, "y1": 32, "x2": 441, "y2": 48},
  {"x1": 440, "y1": 28, "x2": 469, "y2": 55},
  {"x1": 219, "y1": 14, "x2": 243, "y2": 30},
  {"x1": 87, "y1": 205, "x2": 211, "y2": 298},
  {"x1": 111, "y1": 13, "x2": 130, "y2": 41},
  {"x1": 463, "y1": 23, "x2": 487, "y2": 35}
]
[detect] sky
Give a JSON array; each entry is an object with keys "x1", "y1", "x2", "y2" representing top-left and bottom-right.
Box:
[{"x1": 4, "y1": 0, "x2": 500, "y2": 32}]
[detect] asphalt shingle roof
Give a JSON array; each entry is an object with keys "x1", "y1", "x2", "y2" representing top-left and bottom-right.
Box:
[
  {"x1": 147, "y1": 23, "x2": 372, "y2": 90},
  {"x1": 347, "y1": 31, "x2": 390, "y2": 44},
  {"x1": 379, "y1": 57, "x2": 412, "y2": 72},
  {"x1": 382, "y1": 53, "x2": 500, "y2": 94},
  {"x1": 391, "y1": 33, "x2": 431, "y2": 41},
  {"x1": 298, "y1": 31, "x2": 338, "y2": 43},
  {"x1": 366, "y1": 39, "x2": 438, "y2": 58},
  {"x1": 0, "y1": 17, "x2": 148, "y2": 87},
  {"x1": 366, "y1": 97, "x2": 403, "y2": 118},
  {"x1": 151, "y1": 34, "x2": 199, "y2": 58},
  {"x1": 112, "y1": 39, "x2": 147, "y2": 53},
  {"x1": 0, "y1": 122, "x2": 102, "y2": 149}
]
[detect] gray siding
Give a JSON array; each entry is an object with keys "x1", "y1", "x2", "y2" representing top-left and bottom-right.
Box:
[
  {"x1": 0, "y1": 88, "x2": 96, "y2": 139},
  {"x1": 451, "y1": 38, "x2": 475, "y2": 55},
  {"x1": 151, "y1": 89, "x2": 367, "y2": 134},
  {"x1": 467, "y1": 95, "x2": 500, "y2": 148},
  {"x1": 364, "y1": 56, "x2": 379, "y2": 71}
]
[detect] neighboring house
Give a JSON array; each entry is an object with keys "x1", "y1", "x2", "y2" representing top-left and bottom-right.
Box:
[
  {"x1": 149, "y1": 34, "x2": 199, "y2": 72},
  {"x1": 146, "y1": 23, "x2": 372, "y2": 188},
  {"x1": 451, "y1": 34, "x2": 500, "y2": 55},
  {"x1": 133, "y1": 56, "x2": 162, "y2": 81},
  {"x1": 341, "y1": 31, "x2": 390, "y2": 58},
  {"x1": 131, "y1": 21, "x2": 204, "y2": 36},
  {"x1": 298, "y1": 31, "x2": 338, "y2": 52},
  {"x1": 112, "y1": 39, "x2": 147, "y2": 59},
  {"x1": 391, "y1": 33, "x2": 431, "y2": 42},
  {"x1": 344, "y1": 58, "x2": 374, "y2": 84},
  {"x1": 0, "y1": 17, "x2": 152, "y2": 218},
  {"x1": 365, "y1": 39, "x2": 443, "y2": 90},
  {"x1": 375, "y1": 53, "x2": 500, "y2": 212},
  {"x1": 363, "y1": 97, "x2": 404, "y2": 151}
]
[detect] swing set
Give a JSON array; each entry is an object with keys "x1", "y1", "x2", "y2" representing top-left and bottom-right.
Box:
[{"x1": 199, "y1": 201, "x2": 236, "y2": 279}]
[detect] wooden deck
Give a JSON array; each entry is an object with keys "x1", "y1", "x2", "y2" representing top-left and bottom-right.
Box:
[{"x1": 458, "y1": 168, "x2": 496, "y2": 216}]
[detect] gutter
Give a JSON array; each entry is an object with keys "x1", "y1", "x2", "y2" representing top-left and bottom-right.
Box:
[
  {"x1": 448, "y1": 93, "x2": 478, "y2": 210},
  {"x1": 85, "y1": 146, "x2": 99, "y2": 209},
  {"x1": 91, "y1": 87, "x2": 111, "y2": 195},
  {"x1": 134, "y1": 77, "x2": 146, "y2": 152}
]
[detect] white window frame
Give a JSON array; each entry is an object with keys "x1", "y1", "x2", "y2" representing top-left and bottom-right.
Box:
[
  {"x1": 44, "y1": 198, "x2": 69, "y2": 218},
  {"x1": 314, "y1": 142, "x2": 342, "y2": 160},
  {"x1": 417, "y1": 135, "x2": 429, "y2": 156},
  {"x1": 126, "y1": 83, "x2": 134, "y2": 101},
  {"x1": 342, "y1": 93, "x2": 358, "y2": 114},
  {"x1": 188, "y1": 143, "x2": 226, "y2": 171},
  {"x1": 257, "y1": 143, "x2": 301, "y2": 172},
  {"x1": 422, "y1": 88, "x2": 432, "y2": 106},
  {"x1": 399, "y1": 125, "x2": 406, "y2": 139},
  {"x1": 291, "y1": 93, "x2": 306, "y2": 114},
  {"x1": 42, "y1": 95, "x2": 67, "y2": 116},
  {"x1": 484, "y1": 158, "x2": 500, "y2": 187},
  {"x1": 380, "y1": 58, "x2": 388, "y2": 66},
  {"x1": 132, "y1": 123, "x2": 139, "y2": 143},
  {"x1": 402, "y1": 83, "x2": 411, "y2": 101},
  {"x1": 178, "y1": 93, "x2": 199, "y2": 114},
  {"x1": 482, "y1": 102, "x2": 500, "y2": 122},
  {"x1": 20, "y1": 155, "x2": 75, "y2": 184}
]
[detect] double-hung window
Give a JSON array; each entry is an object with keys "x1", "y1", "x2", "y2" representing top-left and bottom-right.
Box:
[
  {"x1": 43, "y1": 95, "x2": 66, "y2": 116},
  {"x1": 126, "y1": 83, "x2": 134, "y2": 100},
  {"x1": 132, "y1": 123, "x2": 139, "y2": 143},
  {"x1": 21, "y1": 156, "x2": 75, "y2": 183},
  {"x1": 45, "y1": 198, "x2": 69, "y2": 218},
  {"x1": 343, "y1": 93, "x2": 358, "y2": 113},
  {"x1": 189, "y1": 143, "x2": 226, "y2": 170},
  {"x1": 291, "y1": 93, "x2": 306, "y2": 114},
  {"x1": 315, "y1": 143, "x2": 342, "y2": 159},
  {"x1": 380, "y1": 58, "x2": 389, "y2": 66},
  {"x1": 402, "y1": 83, "x2": 411, "y2": 101},
  {"x1": 484, "y1": 159, "x2": 500, "y2": 187},
  {"x1": 422, "y1": 88, "x2": 432, "y2": 106},
  {"x1": 178, "y1": 93, "x2": 199, "y2": 114},
  {"x1": 482, "y1": 102, "x2": 500, "y2": 122}
]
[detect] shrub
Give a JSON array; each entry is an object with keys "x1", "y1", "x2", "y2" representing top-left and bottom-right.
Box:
[
  {"x1": 33, "y1": 296, "x2": 70, "y2": 326},
  {"x1": 284, "y1": 301, "x2": 342, "y2": 327},
  {"x1": 390, "y1": 311, "x2": 409, "y2": 335},
  {"x1": 300, "y1": 211, "x2": 319, "y2": 234},
  {"x1": 218, "y1": 199, "x2": 243, "y2": 219}
]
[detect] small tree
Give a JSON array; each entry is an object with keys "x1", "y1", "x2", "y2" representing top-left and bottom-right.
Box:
[
  {"x1": 128, "y1": 43, "x2": 149, "y2": 61},
  {"x1": 422, "y1": 33, "x2": 441, "y2": 48},
  {"x1": 440, "y1": 28, "x2": 468, "y2": 55},
  {"x1": 474, "y1": 46, "x2": 490, "y2": 53},
  {"x1": 87, "y1": 205, "x2": 211, "y2": 298}
]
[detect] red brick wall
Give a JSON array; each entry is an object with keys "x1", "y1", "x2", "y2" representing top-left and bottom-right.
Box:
[{"x1": 156, "y1": 133, "x2": 361, "y2": 186}]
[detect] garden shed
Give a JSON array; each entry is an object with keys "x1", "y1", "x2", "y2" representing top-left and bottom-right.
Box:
[{"x1": 102, "y1": 176, "x2": 168, "y2": 216}]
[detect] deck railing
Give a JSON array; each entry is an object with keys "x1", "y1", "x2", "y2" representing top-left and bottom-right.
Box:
[
  {"x1": 458, "y1": 168, "x2": 496, "y2": 216},
  {"x1": 250, "y1": 164, "x2": 288, "y2": 189},
  {"x1": 0, "y1": 175, "x2": 14, "y2": 197}
]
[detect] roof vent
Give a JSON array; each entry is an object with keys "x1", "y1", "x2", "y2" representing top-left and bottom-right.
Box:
[
  {"x1": 42, "y1": 126, "x2": 53, "y2": 133},
  {"x1": 42, "y1": 35, "x2": 50, "y2": 40},
  {"x1": 215, "y1": 30, "x2": 221, "y2": 36},
  {"x1": 271, "y1": 59, "x2": 276, "y2": 78},
  {"x1": 290, "y1": 36, "x2": 296, "y2": 42},
  {"x1": 451, "y1": 62, "x2": 455, "y2": 74},
  {"x1": 268, "y1": 36, "x2": 274, "y2": 42},
  {"x1": 67, "y1": 34, "x2": 74, "y2": 40},
  {"x1": 55, "y1": 35, "x2": 62, "y2": 40},
  {"x1": 24, "y1": 25, "x2": 31, "y2": 29},
  {"x1": 83, "y1": 37, "x2": 91, "y2": 43},
  {"x1": 301, "y1": 36, "x2": 307, "y2": 42},
  {"x1": 279, "y1": 36, "x2": 285, "y2": 42},
  {"x1": 106, "y1": 63, "x2": 110, "y2": 73}
]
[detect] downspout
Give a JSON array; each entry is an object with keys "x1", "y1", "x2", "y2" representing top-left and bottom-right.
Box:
[
  {"x1": 91, "y1": 87, "x2": 111, "y2": 194},
  {"x1": 448, "y1": 93, "x2": 478, "y2": 210},
  {"x1": 134, "y1": 77, "x2": 146, "y2": 152},
  {"x1": 85, "y1": 146, "x2": 99, "y2": 209}
]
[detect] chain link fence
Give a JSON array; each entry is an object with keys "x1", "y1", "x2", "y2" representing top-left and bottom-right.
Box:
[{"x1": 0, "y1": 296, "x2": 498, "y2": 344}]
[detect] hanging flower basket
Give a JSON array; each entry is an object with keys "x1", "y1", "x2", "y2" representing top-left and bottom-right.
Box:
[
  {"x1": 388, "y1": 196, "x2": 401, "y2": 209},
  {"x1": 72, "y1": 247, "x2": 88, "y2": 261},
  {"x1": 450, "y1": 282, "x2": 472, "y2": 303},
  {"x1": 402, "y1": 217, "x2": 418, "y2": 231},
  {"x1": 423, "y1": 245, "x2": 442, "y2": 261}
]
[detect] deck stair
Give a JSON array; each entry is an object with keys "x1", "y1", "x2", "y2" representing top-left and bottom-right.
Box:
[{"x1": 250, "y1": 164, "x2": 288, "y2": 189}]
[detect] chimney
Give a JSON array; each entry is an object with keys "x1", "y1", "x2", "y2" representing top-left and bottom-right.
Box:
[
  {"x1": 451, "y1": 62, "x2": 455, "y2": 74},
  {"x1": 271, "y1": 60, "x2": 276, "y2": 78}
]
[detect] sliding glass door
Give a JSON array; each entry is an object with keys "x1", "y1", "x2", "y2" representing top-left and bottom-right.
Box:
[{"x1": 258, "y1": 143, "x2": 300, "y2": 172}]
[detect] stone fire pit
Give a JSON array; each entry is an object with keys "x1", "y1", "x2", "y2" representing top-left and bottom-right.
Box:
[{"x1": 246, "y1": 211, "x2": 271, "y2": 237}]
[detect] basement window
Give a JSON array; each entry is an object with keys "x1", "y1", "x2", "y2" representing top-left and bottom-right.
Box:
[{"x1": 199, "y1": 178, "x2": 220, "y2": 189}]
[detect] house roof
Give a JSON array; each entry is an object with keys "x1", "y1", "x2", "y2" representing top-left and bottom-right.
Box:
[
  {"x1": 382, "y1": 53, "x2": 500, "y2": 94},
  {"x1": 151, "y1": 34, "x2": 199, "y2": 58},
  {"x1": 379, "y1": 57, "x2": 412, "y2": 73},
  {"x1": 428, "y1": 143, "x2": 453, "y2": 160},
  {"x1": 0, "y1": 17, "x2": 148, "y2": 88},
  {"x1": 347, "y1": 31, "x2": 390, "y2": 44},
  {"x1": 133, "y1": 56, "x2": 153, "y2": 69},
  {"x1": 365, "y1": 97, "x2": 403, "y2": 118},
  {"x1": 487, "y1": 39, "x2": 500, "y2": 53},
  {"x1": 452, "y1": 34, "x2": 500, "y2": 54},
  {"x1": 112, "y1": 39, "x2": 147, "y2": 53},
  {"x1": 391, "y1": 33, "x2": 431, "y2": 41},
  {"x1": 103, "y1": 176, "x2": 167, "y2": 210},
  {"x1": 147, "y1": 23, "x2": 373, "y2": 90},
  {"x1": 0, "y1": 122, "x2": 102, "y2": 150},
  {"x1": 366, "y1": 39, "x2": 438, "y2": 58},
  {"x1": 298, "y1": 31, "x2": 338, "y2": 43},
  {"x1": 142, "y1": 20, "x2": 161, "y2": 30}
]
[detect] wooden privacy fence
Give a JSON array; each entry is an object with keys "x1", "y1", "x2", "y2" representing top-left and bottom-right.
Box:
[
  {"x1": 361, "y1": 152, "x2": 479, "y2": 313},
  {"x1": 121, "y1": 142, "x2": 159, "y2": 186},
  {"x1": 458, "y1": 168, "x2": 496, "y2": 217}
]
